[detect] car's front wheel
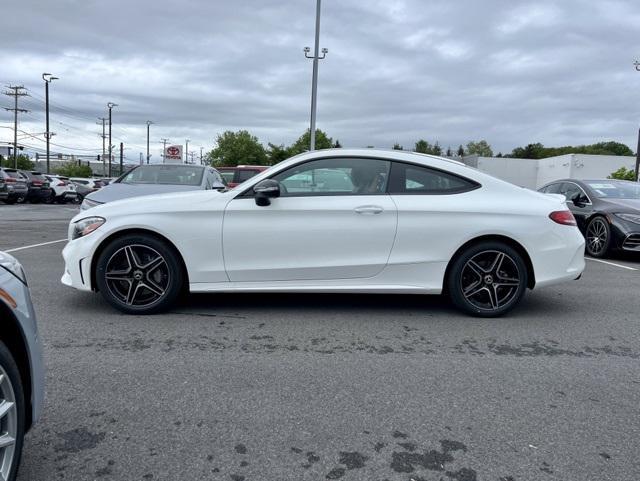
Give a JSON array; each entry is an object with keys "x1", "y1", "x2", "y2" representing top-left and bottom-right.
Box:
[
  {"x1": 447, "y1": 242, "x2": 528, "y2": 317},
  {"x1": 585, "y1": 216, "x2": 611, "y2": 258},
  {"x1": 0, "y1": 341, "x2": 25, "y2": 481},
  {"x1": 95, "y1": 234, "x2": 184, "y2": 314}
]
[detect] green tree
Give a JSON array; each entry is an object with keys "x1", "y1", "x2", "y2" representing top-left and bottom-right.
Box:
[
  {"x1": 333, "y1": 139, "x2": 342, "y2": 148},
  {"x1": 55, "y1": 162, "x2": 93, "y2": 177},
  {"x1": 511, "y1": 141, "x2": 634, "y2": 159},
  {"x1": 466, "y1": 140, "x2": 493, "y2": 157},
  {"x1": 393, "y1": 143, "x2": 403, "y2": 150},
  {"x1": 0, "y1": 154, "x2": 33, "y2": 170},
  {"x1": 266, "y1": 143, "x2": 290, "y2": 165},
  {"x1": 414, "y1": 140, "x2": 442, "y2": 155},
  {"x1": 288, "y1": 129, "x2": 333, "y2": 156},
  {"x1": 206, "y1": 130, "x2": 268, "y2": 166},
  {"x1": 608, "y1": 166, "x2": 637, "y2": 181},
  {"x1": 457, "y1": 145, "x2": 465, "y2": 157},
  {"x1": 446, "y1": 146, "x2": 452, "y2": 157}
]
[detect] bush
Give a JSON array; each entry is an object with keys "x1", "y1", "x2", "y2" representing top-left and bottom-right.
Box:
[
  {"x1": 608, "y1": 166, "x2": 637, "y2": 181},
  {"x1": 54, "y1": 163, "x2": 93, "y2": 178},
  {"x1": 0, "y1": 154, "x2": 34, "y2": 170}
]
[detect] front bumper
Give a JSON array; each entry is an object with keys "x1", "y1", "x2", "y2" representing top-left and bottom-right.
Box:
[{"x1": 61, "y1": 236, "x2": 97, "y2": 292}]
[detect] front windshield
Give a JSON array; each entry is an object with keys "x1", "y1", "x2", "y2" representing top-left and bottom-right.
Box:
[
  {"x1": 585, "y1": 180, "x2": 640, "y2": 199},
  {"x1": 119, "y1": 165, "x2": 204, "y2": 186}
]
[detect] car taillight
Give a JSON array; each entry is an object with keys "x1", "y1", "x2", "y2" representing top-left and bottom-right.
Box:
[
  {"x1": 59, "y1": 181, "x2": 67, "y2": 186},
  {"x1": 32, "y1": 180, "x2": 42, "y2": 186},
  {"x1": 5, "y1": 178, "x2": 15, "y2": 183},
  {"x1": 549, "y1": 210, "x2": 577, "y2": 226}
]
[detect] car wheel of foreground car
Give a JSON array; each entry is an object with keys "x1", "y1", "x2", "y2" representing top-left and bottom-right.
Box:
[
  {"x1": 0, "y1": 341, "x2": 25, "y2": 481},
  {"x1": 447, "y1": 242, "x2": 528, "y2": 317},
  {"x1": 95, "y1": 234, "x2": 184, "y2": 314},
  {"x1": 585, "y1": 216, "x2": 611, "y2": 258}
]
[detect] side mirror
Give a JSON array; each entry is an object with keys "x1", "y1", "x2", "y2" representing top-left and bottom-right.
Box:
[
  {"x1": 571, "y1": 192, "x2": 586, "y2": 207},
  {"x1": 253, "y1": 179, "x2": 280, "y2": 206}
]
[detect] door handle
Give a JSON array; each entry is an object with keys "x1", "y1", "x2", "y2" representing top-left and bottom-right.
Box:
[{"x1": 354, "y1": 205, "x2": 384, "y2": 214}]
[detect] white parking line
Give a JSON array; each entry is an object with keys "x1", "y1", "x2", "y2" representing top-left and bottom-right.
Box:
[
  {"x1": 585, "y1": 257, "x2": 638, "y2": 271},
  {"x1": 5, "y1": 238, "x2": 67, "y2": 253}
]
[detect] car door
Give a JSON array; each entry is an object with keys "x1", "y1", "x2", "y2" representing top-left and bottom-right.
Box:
[
  {"x1": 559, "y1": 182, "x2": 592, "y2": 231},
  {"x1": 222, "y1": 157, "x2": 397, "y2": 282}
]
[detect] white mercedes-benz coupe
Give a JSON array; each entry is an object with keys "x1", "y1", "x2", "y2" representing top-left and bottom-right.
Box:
[{"x1": 61, "y1": 149, "x2": 585, "y2": 317}]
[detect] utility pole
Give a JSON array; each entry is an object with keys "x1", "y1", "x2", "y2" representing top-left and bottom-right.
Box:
[
  {"x1": 146, "y1": 120, "x2": 153, "y2": 164},
  {"x1": 185, "y1": 139, "x2": 189, "y2": 163},
  {"x1": 3, "y1": 86, "x2": 29, "y2": 169},
  {"x1": 160, "y1": 138, "x2": 169, "y2": 163},
  {"x1": 97, "y1": 117, "x2": 107, "y2": 176},
  {"x1": 303, "y1": 0, "x2": 328, "y2": 151},
  {"x1": 119, "y1": 142, "x2": 123, "y2": 175},
  {"x1": 107, "y1": 102, "x2": 117, "y2": 176},
  {"x1": 42, "y1": 73, "x2": 58, "y2": 174},
  {"x1": 200, "y1": 146, "x2": 204, "y2": 165}
]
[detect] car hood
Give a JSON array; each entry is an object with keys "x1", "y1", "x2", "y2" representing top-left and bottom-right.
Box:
[
  {"x1": 86, "y1": 182, "x2": 203, "y2": 204},
  {"x1": 73, "y1": 188, "x2": 230, "y2": 222},
  {"x1": 599, "y1": 198, "x2": 640, "y2": 212}
]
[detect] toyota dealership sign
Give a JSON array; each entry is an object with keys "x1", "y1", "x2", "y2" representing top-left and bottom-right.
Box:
[{"x1": 165, "y1": 145, "x2": 183, "y2": 162}]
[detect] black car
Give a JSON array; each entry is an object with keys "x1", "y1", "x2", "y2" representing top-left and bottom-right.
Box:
[
  {"x1": 17, "y1": 171, "x2": 52, "y2": 203},
  {"x1": 0, "y1": 168, "x2": 28, "y2": 204},
  {"x1": 538, "y1": 179, "x2": 640, "y2": 257}
]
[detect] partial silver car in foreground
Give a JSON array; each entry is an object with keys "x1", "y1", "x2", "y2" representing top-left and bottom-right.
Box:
[{"x1": 0, "y1": 251, "x2": 44, "y2": 481}]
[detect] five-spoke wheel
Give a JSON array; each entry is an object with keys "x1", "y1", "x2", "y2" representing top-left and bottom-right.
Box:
[
  {"x1": 96, "y1": 234, "x2": 184, "y2": 314},
  {"x1": 448, "y1": 242, "x2": 528, "y2": 317}
]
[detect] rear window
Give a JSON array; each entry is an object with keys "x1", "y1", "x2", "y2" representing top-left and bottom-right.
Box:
[
  {"x1": 3, "y1": 169, "x2": 21, "y2": 178},
  {"x1": 388, "y1": 162, "x2": 479, "y2": 194},
  {"x1": 219, "y1": 171, "x2": 235, "y2": 183},
  {"x1": 237, "y1": 169, "x2": 260, "y2": 182}
]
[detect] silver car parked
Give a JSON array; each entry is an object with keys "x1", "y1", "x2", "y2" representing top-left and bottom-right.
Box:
[{"x1": 0, "y1": 251, "x2": 44, "y2": 481}]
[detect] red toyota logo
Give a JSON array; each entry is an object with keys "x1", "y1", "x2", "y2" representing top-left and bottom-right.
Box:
[{"x1": 167, "y1": 146, "x2": 180, "y2": 155}]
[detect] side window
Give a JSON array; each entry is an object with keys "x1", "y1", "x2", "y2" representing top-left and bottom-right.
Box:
[
  {"x1": 560, "y1": 183, "x2": 588, "y2": 202},
  {"x1": 273, "y1": 158, "x2": 391, "y2": 196},
  {"x1": 544, "y1": 183, "x2": 562, "y2": 194},
  {"x1": 388, "y1": 162, "x2": 479, "y2": 194}
]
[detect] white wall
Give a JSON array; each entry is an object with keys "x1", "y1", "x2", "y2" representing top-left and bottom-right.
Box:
[
  {"x1": 535, "y1": 154, "x2": 573, "y2": 188},
  {"x1": 475, "y1": 157, "x2": 539, "y2": 188},
  {"x1": 569, "y1": 154, "x2": 635, "y2": 181}
]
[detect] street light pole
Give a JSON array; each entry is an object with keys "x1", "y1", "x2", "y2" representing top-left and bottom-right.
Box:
[
  {"x1": 635, "y1": 61, "x2": 640, "y2": 181},
  {"x1": 160, "y1": 138, "x2": 169, "y2": 163},
  {"x1": 146, "y1": 120, "x2": 153, "y2": 164},
  {"x1": 107, "y1": 102, "x2": 117, "y2": 177},
  {"x1": 304, "y1": 0, "x2": 328, "y2": 151},
  {"x1": 185, "y1": 139, "x2": 189, "y2": 163},
  {"x1": 42, "y1": 73, "x2": 58, "y2": 174}
]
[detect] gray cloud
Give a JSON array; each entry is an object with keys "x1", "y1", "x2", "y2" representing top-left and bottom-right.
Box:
[{"x1": 1, "y1": 0, "x2": 638, "y2": 162}]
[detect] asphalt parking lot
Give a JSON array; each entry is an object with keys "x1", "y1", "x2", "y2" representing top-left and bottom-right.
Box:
[{"x1": 2, "y1": 204, "x2": 640, "y2": 481}]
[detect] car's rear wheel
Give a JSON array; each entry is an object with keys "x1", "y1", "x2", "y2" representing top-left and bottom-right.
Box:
[
  {"x1": 447, "y1": 242, "x2": 528, "y2": 317},
  {"x1": 95, "y1": 234, "x2": 184, "y2": 314},
  {"x1": 585, "y1": 216, "x2": 611, "y2": 258},
  {"x1": 0, "y1": 341, "x2": 25, "y2": 481}
]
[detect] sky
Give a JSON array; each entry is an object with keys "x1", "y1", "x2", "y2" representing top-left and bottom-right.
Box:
[{"x1": 1, "y1": 0, "x2": 639, "y2": 163}]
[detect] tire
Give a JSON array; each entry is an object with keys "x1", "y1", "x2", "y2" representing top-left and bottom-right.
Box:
[
  {"x1": 447, "y1": 241, "x2": 528, "y2": 318},
  {"x1": 0, "y1": 341, "x2": 26, "y2": 481},
  {"x1": 585, "y1": 216, "x2": 611, "y2": 258},
  {"x1": 95, "y1": 233, "x2": 184, "y2": 314}
]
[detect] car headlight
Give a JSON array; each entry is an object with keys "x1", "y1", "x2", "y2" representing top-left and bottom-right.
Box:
[
  {"x1": 615, "y1": 213, "x2": 640, "y2": 225},
  {"x1": 0, "y1": 251, "x2": 27, "y2": 285},
  {"x1": 72, "y1": 216, "x2": 106, "y2": 240},
  {"x1": 81, "y1": 197, "x2": 102, "y2": 210}
]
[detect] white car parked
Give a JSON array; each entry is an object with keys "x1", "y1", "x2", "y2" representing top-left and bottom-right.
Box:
[
  {"x1": 44, "y1": 175, "x2": 78, "y2": 203},
  {"x1": 61, "y1": 149, "x2": 585, "y2": 317}
]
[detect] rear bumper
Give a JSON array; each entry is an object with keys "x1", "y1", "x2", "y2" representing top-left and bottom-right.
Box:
[{"x1": 531, "y1": 226, "x2": 586, "y2": 288}]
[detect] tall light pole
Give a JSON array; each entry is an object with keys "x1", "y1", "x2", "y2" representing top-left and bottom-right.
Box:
[
  {"x1": 107, "y1": 102, "x2": 117, "y2": 176},
  {"x1": 304, "y1": 0, "x2": 328, "y2": 151},
  {"x1": 42, "y1": 73, "x2": 58, "y2": 174},
  {"x1": 146, "y1": 120, "x2": 153, "y2": 164},
  {"x1": 185, "y1": 139, "x2": 190, "y2": 163},
  {"x1": 635, "y1": 61, "x2": 640, "y2": 181}
]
